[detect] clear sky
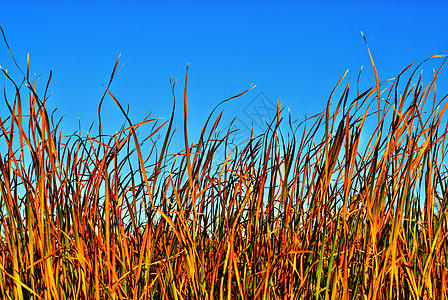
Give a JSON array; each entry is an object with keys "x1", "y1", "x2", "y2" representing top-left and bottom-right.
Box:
[{"x1": 1, "y1": 1, "x2": 447, "y2": 151}]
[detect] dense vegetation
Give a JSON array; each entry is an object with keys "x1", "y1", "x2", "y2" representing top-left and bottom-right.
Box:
[{"x1": 0, "y1": 27, "x2": 447, "y2": 299}]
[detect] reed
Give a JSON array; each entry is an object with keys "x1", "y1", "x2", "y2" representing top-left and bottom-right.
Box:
[{"x1": 0, "y1": 27, "x2": 447, "y2": 299}]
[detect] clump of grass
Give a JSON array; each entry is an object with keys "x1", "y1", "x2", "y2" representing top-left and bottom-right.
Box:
[{"x1": 0, "y1": 27, "x2": 447, "y2": 299}]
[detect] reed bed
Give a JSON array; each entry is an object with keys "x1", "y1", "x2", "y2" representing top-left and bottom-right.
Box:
[{"x1": 0, "y1": 28, "x2": 448, "y2": 299}]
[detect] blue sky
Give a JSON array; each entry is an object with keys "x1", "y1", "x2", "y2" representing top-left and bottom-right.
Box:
[{"x1": 1, "y1": 1, "x2": 447, "y2": 151}]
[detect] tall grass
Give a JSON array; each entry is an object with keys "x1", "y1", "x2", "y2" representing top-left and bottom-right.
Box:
[{"x1": 0, "y1": 28, "x2": 447, "y2": 299}]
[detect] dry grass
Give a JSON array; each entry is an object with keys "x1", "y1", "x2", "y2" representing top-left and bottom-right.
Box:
[{"x1": 0, "y1": 26, "x2": 447, "y2": 299}]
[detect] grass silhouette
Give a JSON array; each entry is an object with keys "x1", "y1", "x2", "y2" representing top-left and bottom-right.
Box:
[{"x1": 0, "y1": 26, "x2": 447, "y2": 299}]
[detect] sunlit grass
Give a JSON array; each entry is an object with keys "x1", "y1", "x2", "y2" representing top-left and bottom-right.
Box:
[{"x1": 0, "y1": 26, "x2": 447, "y2": 299}]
